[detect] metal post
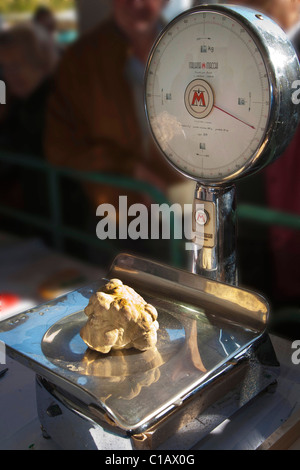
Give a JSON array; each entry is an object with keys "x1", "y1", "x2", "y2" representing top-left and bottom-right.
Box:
[{"x1": 191, "y1": 183, "x2": 238, "y2": 286}]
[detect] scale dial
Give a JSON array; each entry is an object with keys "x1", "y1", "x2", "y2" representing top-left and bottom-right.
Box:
[{"x1": 145, "y1": 5, "x2": 300, "y2": 183}]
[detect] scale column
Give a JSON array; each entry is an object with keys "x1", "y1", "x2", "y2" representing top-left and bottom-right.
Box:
[{"x1": 191, "y1": 183, "x2": 238, "y2": 286}]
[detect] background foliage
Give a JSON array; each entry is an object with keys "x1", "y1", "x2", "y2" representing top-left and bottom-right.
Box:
[{"x1": 0, "y1": 0, "x2": 74, "y2": 13}]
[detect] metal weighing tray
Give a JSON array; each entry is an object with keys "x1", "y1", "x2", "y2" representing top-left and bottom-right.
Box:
[{"x1": 0, "y1": 254, "x2": 279, "y2": 450}]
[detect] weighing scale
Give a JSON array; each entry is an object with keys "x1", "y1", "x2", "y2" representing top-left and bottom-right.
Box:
[
  {"x1": 0, "y1": 4, "x2": 299, "y2": 450},
  {"x1": 144, "y1": 3, "x2": 300, "y2": 285}
]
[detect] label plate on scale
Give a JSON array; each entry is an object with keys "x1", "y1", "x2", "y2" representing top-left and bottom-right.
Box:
[{"x1": 193, "y1": 200, "x2": 216, "y2": 248}]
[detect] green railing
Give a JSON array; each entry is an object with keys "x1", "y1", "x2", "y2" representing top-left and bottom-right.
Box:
[
  {"x1": 0, "y1": 151, "x2": 184, "y2": 266},
  {"x1": 1, "y1": 150, "x2": 300, "y2": 268},
  {"x1": 237, "y1": 204, "x2": 300, "y2": 232}
]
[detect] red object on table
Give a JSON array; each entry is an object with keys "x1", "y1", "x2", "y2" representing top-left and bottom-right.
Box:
[{"x1": 0, "y1": 293, "x2": 20, "y2": 312}]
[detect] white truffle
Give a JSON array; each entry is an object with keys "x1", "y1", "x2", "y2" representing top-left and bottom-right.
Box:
[{"x1": 80, "y1": 279, "x2": 159, "y2": 354}]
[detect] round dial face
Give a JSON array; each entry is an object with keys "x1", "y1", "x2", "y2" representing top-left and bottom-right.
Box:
[{"x1": 145, "y1": 9, "x2": 271, "y2": 182}]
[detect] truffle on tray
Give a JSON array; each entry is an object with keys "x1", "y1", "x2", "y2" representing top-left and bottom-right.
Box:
[{"x1": 80, "y1": 279, "x2": 159, "y2": 354}]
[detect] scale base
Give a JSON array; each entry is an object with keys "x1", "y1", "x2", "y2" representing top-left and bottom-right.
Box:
[{"x1": 35, "y1": 333, "x2": 279, "y2": 450}]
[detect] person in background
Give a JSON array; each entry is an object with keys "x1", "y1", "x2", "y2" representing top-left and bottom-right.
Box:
[
  {"x1": 233, "y1": 0, "x2": 300, "y2": 306},
  {"x1": 0, "y1": 23, "x2": 59, "y2": 155},
  {"x1": 33, "y1": 5, "x2": 57, "y2": 38},
  {"x1": 233, "y1": 0, "x2": 300, "y2": 32},
  {"x1": 44, "y1": 0, "x2": 185, "y2": 217},
  {"x1": 0, "y1": 23, "x2": 59, "y2": 224}
]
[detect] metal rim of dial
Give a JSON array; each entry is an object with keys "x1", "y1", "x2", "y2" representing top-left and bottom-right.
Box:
[{"x1": 144, "y1": 4, "x2": 300, "y2": 185}]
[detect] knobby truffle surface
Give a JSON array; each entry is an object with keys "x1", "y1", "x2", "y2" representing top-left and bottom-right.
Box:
[{"x1": 80, "y1": 279, "x2": 159, "y2": 354}]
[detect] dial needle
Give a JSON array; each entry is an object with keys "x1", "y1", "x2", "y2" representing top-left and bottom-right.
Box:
[{"x1": 214, "y1": 105, "x2": 255, "y2": 129}]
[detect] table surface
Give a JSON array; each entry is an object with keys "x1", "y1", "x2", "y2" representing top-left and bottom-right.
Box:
[{"x1": 0, "y1": 235, "x2": 299, "y2": 450}]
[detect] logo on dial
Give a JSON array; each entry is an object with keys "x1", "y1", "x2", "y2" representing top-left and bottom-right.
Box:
[{"x1": 184, "y1": 79, "x2": 214, "y2": 119}]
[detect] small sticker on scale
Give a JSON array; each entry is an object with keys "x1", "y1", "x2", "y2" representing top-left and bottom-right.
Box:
[
  {"x1": 195, "y1": 208, "x2": 209, "y2": 226},
  {"x1": 193, "y1": 200, "x2": 216, "y2": 248}
]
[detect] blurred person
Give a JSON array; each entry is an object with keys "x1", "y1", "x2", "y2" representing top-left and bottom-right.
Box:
[
  {"x1": 233, "y1": 0, "x2": 300, "y2": 305},
  {"x1": 0, "y1": 22, "x2": 59, "y2": 154},
  {"x1": 263, "y1": 0, "x2": 300, "y2": 305},
  {"x1": 0, "y1": 23, "x2": 60, "y2": 229},
  {"x1": 44, "y1": 0, "x2": 185, "y2": 221},
  {"x1": 33, "y1": 5, "x2": 57, "y2": 37},
  {"x1": 32, "y1": 5, "x2": 65, "y2": 54},
  {"x1": 232, "y1": 0, "x2": 300, "y2": 31}
]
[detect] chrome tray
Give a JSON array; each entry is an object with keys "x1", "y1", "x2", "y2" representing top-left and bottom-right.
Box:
[{"x1": 0, "y1": 254, "x2": 272, "y2": 434}]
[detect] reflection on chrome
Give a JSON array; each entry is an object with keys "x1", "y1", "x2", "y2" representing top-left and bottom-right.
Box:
[
  {"x1": 81, "y1": 347, "x2": 164, "y2": 401},
  {"x1": 204, "y1": 280, "x2": 268, "y2": 317},
  {"x1": 219, "y1": 329, "x2": 241, "y2": 356}
]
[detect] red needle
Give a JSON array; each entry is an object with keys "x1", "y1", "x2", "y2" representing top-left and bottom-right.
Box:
[{"x1": 214, "y1": 105, "x2": 255, "y2": 129}]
